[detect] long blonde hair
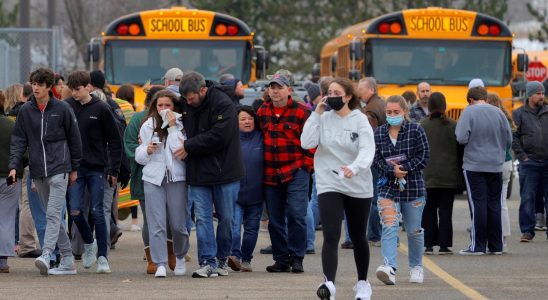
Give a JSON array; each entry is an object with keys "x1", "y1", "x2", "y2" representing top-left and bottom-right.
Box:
[
  {"x1": 486, "y1": 93, "x2": 515, "y2": 130},
  {"x1": 4, "y1": 84, "x2": 23, "y2": 113}
]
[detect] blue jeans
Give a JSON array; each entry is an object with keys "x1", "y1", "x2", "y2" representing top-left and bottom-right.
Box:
[
  {"x1": 367, "y1": 167, "x2": 382, "y2": 242},
  {"x1": 68, "y1": 167, "x2": 108, "y2": 258},
  {"x1": 231, "y1": 203, "x2": 262, "y2": 262},
  {"x1": 518, "y1": 159, "x2": 548, "y2": 237},
  {"x1": 191, "y1": 181, "x2": 240, "y2": 268},
  {"x1": 27, "y1": 173, "x2": 47, "y2": 248},
  {"x1": 306, "y1": 201, "x2": 315, "y2": 250},
  {"x1": 309, "y1": 173, "x2": 320, "y2": 227},
  {"x1": 378, "y1": 197, "x2": 425, "y2": 270},
  {"x1": 265, "y1": 169, "x2": 309, "y2": 264}
]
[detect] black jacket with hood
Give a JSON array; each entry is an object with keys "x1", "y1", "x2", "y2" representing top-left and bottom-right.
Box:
[
  {"x1": 9, "y1": 93, "x2": 82, "y2": 178},
  {"x1": 180, "y1": 80, "x2": 244, "y2": 185},
  {"x1": 66, "y1": 95, "x2": 122, "y2": 177}
]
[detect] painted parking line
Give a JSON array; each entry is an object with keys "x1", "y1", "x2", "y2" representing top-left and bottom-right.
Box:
[{"x1": 399, "y1": 244, "x2": 488, "y2": 300}]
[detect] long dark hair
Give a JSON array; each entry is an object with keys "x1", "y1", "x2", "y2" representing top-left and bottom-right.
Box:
[
  {"x1": 329, "y1": 77, "x2": 360, "y2": 110},
  {"x1": 145, "y1": 90, "x2": 181, "y2": 142},
  {"x1": 428, "y1": 92, "x2": 449, "y2": 125}
]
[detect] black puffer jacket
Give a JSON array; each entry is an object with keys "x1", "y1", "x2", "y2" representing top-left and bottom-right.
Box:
[
  {"x1": 9, "y1": 94, "x2": 82, "y2": 178},
  {"x1": 181, "y1": 80, "x2": 244, "y2": 185}
]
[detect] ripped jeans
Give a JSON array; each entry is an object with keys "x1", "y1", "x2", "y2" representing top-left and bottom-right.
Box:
[{"x1": 378, "y1": 197, "x2": 425, "y2": 271}]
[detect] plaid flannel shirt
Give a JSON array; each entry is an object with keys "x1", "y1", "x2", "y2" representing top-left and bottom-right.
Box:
[
  {"x1": 374, "y1": 121, "x2": 430, "y2": 202},
  {"x1": 257, "y1": 97, "x2": 314, "y2": 186}
]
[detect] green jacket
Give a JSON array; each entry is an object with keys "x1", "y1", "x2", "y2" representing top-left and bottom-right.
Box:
[
  {"x1": 124, "y1": 110, "x2": 147, "y2": 200},
  {"x1": 420, "y1": 117, "x2": 463, "y2": 190},
  {"x1": 0, "y1": 115, "x2": 26, "y2": 178}
]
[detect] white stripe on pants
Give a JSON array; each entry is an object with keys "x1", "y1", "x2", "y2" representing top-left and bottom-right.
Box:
[
  {"x1": 144, "y1": 178, "x2": 189, "y2": 266},
  {"x1": 501, "y1": 161, "x2": 512, "y2": 237}
]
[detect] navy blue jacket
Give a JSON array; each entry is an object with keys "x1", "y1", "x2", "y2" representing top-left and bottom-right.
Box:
[{"x1": 237, "y1": 130, "x2": 264, "y2": 206}]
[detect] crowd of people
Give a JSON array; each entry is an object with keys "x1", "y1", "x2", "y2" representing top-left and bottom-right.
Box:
[{"x1": 0, "y1": 65, "x2": 547, "y2": 300}]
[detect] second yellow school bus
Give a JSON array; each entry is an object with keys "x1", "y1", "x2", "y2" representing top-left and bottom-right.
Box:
[
  {"x1": 320, "y1": 7, "x2": 515, "y2": 118},
  {"x1": 90, "y1": 6, "x2": 263, "y2": 111}
]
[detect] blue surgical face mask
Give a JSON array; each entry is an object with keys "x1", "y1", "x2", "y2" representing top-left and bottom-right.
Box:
[{"x1": 386, "y1": 115, "x2": 404, "y2": 126}]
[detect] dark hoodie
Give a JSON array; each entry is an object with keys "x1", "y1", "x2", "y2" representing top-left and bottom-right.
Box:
[
  {"x1": 218, "y1": 80, "x2": 243, "y2": 109},
  {"x1": 180, "y1": 80, "x2": 244, "y2": 185},
  {"x1": 66, "y1": 95, "x2": 122, "y2": 177}
]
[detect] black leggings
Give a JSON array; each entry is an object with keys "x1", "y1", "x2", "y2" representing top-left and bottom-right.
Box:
[{"x1": 318, "y1": 192, "x2": 371, "y2": 282}]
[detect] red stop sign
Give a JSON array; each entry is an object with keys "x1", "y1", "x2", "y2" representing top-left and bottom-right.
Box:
[{"x1": 526, "y1": 61, "x2": 547, "y2": 82}]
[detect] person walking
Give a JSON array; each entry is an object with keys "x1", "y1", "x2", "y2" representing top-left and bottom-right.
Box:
[
  {"x1": 65, "y1": 70, "x2": 123, "y2": 274},
  {"x1": 374, "y1": 95, "x2": 430, "y2": 285},
  {"x1": 302, "y1": 78, "x2": 375, "y2": 300},
  {"x1": 420, "y1": 92, "x2": 462, "y2": 255},
  {"x1": 176, "y1": 72, "x2": 243, "y2": 278},
  {"x1": 136, "y1": 90, "x2": 190, "y2": 278},
  {"x1": 9, "y1": 68, "x2": 83, "y2": 276},
  {"x1": 257, "y1": 73, "x2": 314, "y2": 273},
  {"x1": 456, "y1": 86, "x2": 512, "y2": 254},
  {"x1": 409, "y1": 82, "x2": 431, "y2": 122},
  {"x1": 227, "y1": 106, "x2": 264, "y2": 273},
  {"x1": 512, "y1": 81, "x2": 548, "y2": 242}
]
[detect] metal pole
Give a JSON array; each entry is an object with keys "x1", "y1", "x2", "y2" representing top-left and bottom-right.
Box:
[{"x1": 19, "y1": 0, "x2": 31, "y2": 83}]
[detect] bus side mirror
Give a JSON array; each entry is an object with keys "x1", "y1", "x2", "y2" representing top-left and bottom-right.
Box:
[
  {"x1": 254, "y1": 46, "x2": 269, "y2": 79},
  {"x1": 350, "y1": 41, "x2": 363, "y2": 60},
  {"x1": 517, "y1": 54, "x2": 528, "y2": 72},
  {"x1": 87, "y1": 43, "x2": 100, "y2": 62},
  {"x1": 312, "y1": 63, "x2": 320, "y2": 77}
]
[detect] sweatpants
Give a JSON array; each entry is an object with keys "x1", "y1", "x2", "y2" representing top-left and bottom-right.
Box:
[
  {"x1": 144, "y1": 179, "x2": 189, "y2": 266},
  {"x1": 34, "y1": 173, "x2": 73, "y2": 258},
  {"x1": 0, "y1": 181, "x2": 21, "y2": 256},
  {"x1": 318, "y1": 192, "x2": 371, "y2": 282},
  {"x1": 464, "y1": 170, "x2": 503, "y2": 253}
]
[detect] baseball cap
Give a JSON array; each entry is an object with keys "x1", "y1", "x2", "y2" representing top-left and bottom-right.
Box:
[
  {"x1": 268, "y1": 73, "x2": 291, "y2": 87},
  {"x1": 267, "y1": 69, "x2": 295, "y2": 86}
]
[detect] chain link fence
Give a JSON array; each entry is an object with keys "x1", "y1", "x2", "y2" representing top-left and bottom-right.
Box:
[{"x1": 0, "y1": 26, "x2": 63, "y2": 89}]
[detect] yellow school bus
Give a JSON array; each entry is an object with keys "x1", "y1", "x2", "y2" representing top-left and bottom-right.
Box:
[
  {"x1": 320, "y1": 7, "x2": 516, "y2": 118},
  {"x1": 89, "y1": 6, "x2": 266, "y2": 111}
]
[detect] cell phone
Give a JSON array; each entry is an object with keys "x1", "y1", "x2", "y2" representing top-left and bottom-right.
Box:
[{"x1": 6, "y1": 176, "x2": 16, "y2": 185}]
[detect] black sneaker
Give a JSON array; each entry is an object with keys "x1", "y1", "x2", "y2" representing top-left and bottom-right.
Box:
[
  {"x1": 306, "y1": 248, "x2": 316, "y2": 255},
  {"x1": 260, "y1": 245, "x2": 273, "y2": 254},
  {"x1": 424, "y1": 247, "x2": 434, "y2": 255},
  {"x1": 341, "y1": 241, "x2": 353, "y2": 249},
  {"x1": 266, "y1": 261, "x2": 290, "y2": 273},
  {"x1": 291, "y1": 259, "x2": 304, "y2": 273},
  {"x1": 439, "y1": 247, "x2": 453, "y2": 255},
  {"x1": 73, "y1": 254, "x2": 82, "y2": 261}
]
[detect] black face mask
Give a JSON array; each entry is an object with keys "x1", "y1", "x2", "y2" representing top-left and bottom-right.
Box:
[{"x1": 327, "y1": 96, "x2": 345, "y2": 111}]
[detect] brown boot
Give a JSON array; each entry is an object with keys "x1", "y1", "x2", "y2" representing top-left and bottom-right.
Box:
[
  {"x1": 144, "y1": 247, "x2": 156, "y2": 274},
  {"x1": 167, "y1": 240, "x2": 176, "y2": 271}
]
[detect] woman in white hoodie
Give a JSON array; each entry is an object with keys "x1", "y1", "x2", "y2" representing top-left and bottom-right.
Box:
[
  {"x1": 302, "y1": 78, "x2": 375, "y2": 300},
  {"x1": 136, "y1": 90, "x2": 189, "y2": 278}
]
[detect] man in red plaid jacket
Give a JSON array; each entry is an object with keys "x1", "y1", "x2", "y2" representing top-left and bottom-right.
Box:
[{"x1": 257, "y1": 73, "x2": 314, "y2": 274}]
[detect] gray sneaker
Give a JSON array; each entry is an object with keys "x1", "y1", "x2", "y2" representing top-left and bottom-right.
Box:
[
  {"x1": 35, "y1": 252, "x2": 51, "y2": 276},
  {"x1": 83, "y1": 239, "x2": 97, "y2": 269},
  {"x1": 192, "y1": 264, "x2": 218, "y2": 278},
  {"x1": 48, "y1": 256, "x2": 77, "y2": 275},
  {"x1": 96, "y1": 256, "x2": 111, "y2": 274},
  {"x1": 215, "y1": 260, "x2": 229, "y2": 276}
]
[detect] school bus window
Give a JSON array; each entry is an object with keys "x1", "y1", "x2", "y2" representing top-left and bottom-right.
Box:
[{"x1": 124, "y1": 49, "x2": 148, "y2": 67}]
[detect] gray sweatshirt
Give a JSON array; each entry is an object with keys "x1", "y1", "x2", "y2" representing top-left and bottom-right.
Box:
[
  {"x1": 455, "y1": 103, "x2": 512, "y2": 173},
  {"x1": 301, "y1": 109, "x2": 375, "y2": 198}
]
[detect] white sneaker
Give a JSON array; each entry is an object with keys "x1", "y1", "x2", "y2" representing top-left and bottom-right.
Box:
[
  {"x1": 155, "y1": 265, "x2": 167, "y2": 278},
  {"x1": 35, "y1": 252, "x2": 51, "y2": 276},
  {"x1": 96, "y1": 256, "x2": 111, "y2": 274},
  {"x1": 48, "y1": 256, "x2": 77, "y2": 275},
  {"x1": 409, "y1": 266, "x2": 424, "y2": 283},
  {"x1": 174, "y1": 257, "x2": 186, "y2": 276},
  {"x1": 316, "y1": 278, "x2": 336, "y2": 300},
  {"x1": 376, "y1": 265, "x2": 396, "y2": 285},
  {"x1": 130, "y1": 224, "x2": 141, "y2": 232},
  {"x1": 354, "y1": 280, "x2": 372, "y2": 300},
  {"x1": 83, "y1": 239, "x2": 97, "y2": 269}
]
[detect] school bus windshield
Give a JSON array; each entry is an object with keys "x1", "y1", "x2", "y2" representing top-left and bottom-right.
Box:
[
  {"x1": 369, "y1": 39, "x2": 512, "y2": 86},
  {"x1": 104, "y1": 40, "x2": 249, "y2": 85}
]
